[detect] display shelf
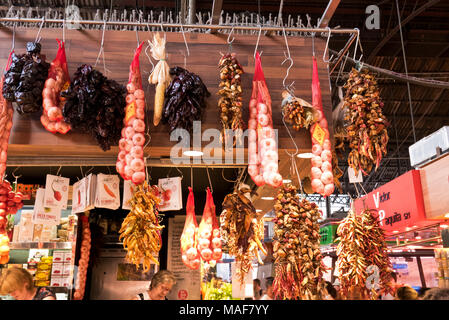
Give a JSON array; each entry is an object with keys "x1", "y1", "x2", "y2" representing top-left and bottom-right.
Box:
[{"x1": 9, "y1": 242, "x2": 73, "y2": 250}]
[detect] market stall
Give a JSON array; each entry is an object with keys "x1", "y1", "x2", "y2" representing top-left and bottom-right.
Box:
[{"x1": 0, "y1": 2, "x2": 447, "y2": 303}]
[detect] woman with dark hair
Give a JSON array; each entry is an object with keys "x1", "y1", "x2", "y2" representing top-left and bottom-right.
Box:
[
  {"x1": 0, "y1": 267, "x2": 56, "y2": 300},
  {"x1": 131, "y1": 270, "x2": 177, "y2": 300},
  {"x1": 253, "y1": 278, "x2": 263, "y2": 300}
]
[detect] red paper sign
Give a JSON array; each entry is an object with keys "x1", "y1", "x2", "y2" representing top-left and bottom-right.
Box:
[{"x1": 353, "y1": 170, "x2": 431, "y2": 235}]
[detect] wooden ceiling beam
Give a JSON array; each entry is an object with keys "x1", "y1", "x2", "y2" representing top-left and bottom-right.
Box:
[{"x1": 318, "y1": 0, "x2": 341, "y2": 28}]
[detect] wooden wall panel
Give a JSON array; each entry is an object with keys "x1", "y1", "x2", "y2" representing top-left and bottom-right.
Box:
[{"x1": 0, "y1": 27, "x2": 332, "y2": 161}]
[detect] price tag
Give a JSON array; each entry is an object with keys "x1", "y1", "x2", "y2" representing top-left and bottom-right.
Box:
[
  {"x1": 348, "y1": 167, "x2": 363, "y2": 183},
  {"x1": 311, "y1": 123, "x2": 326, "y2": 146},
  {"x1": 43, "y1": 175, "x2": 70, "y2": 209},
  {"x1": 124, "y1": 101, "x2": 136, "y2": 125},
  {"x1": 95, "y1": 174, "x2": 120, "y2": 210}
]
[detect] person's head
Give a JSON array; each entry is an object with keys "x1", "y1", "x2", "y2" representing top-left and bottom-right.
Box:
[
  {"x1": 422, "y1": 288, "x2": 449, "y2": 300},
  {"x1": 149, "y1": 270, "x2": 176, "y2": 300},
  {"x1": 0, "y1": 267, "x2": 35, "y2": 300},
  {"x1": 265, "y1": 277, "x2": 274, "y2": 298},
  {"x1": 253, "y1": 278, "x2": 261, "y2": 289},
  {"x1": 395, "y1": 286, "x2": 418, "y2": 300},
  {"x1": 325, "y1": 281, "x2": 338, "y2": 300}
]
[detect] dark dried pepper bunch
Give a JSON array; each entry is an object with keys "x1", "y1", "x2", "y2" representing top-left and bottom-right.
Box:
[
  {"x1": 2, "y1": 42, "x2": 50, "y2": 114},
  {"x1": 162, "y1": 66, "x2": 210, "y2": 134},
  {"x1": 61, "y1": 64, "x2": 127, "y2": 151}
]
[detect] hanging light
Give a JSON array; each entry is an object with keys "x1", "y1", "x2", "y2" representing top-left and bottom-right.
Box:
[
  {"x1": 282, "y1": 179, "x2": 292, "y2": 184},
  {"x1": 261, "y1": 196, "x2": 275, "y2": 200},
  {"x1": 183, "y1": 150, "x2": 203, "y2": 157},
  {"x1": 297, "y1": 152, "x2": 313, "y2": 159}
]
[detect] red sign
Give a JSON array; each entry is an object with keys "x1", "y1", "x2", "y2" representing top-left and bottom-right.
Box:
[{"x1": 353, "y1": 170, "x2": 429, "y2": 235}]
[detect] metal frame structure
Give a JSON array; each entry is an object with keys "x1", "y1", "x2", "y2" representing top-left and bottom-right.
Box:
[{"x1": 0, "y1": 16, "x2": 359, "y2": 36}]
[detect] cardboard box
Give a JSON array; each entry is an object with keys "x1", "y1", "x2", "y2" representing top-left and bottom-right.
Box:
[
  {"x1": 51, "y1": 263, "x2": 64, "y2": 276},
  {"x1": 64, "y1": 252, "x2": 72, "y2": 264},
  {"x1": 62, "y1": 263, "x2": 72, "y2": 276},
  {"x1": 50, "y1": 277, "x2": 63, "y2": 287},
  {"x1": 61, "y1": 276, "x2": 72, "y2": 288},
  {"x1": 52, "y1": 250, "x2": 65, "y2": 263}
]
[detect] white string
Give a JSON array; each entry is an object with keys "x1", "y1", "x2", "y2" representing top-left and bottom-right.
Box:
[
  {"x1": 94, "y1": 20, "x2": 110, "y2": 75},
  {"x1": 11, "y1": 22, "x2": 16, "y2": 52},
  {"x1": 180, "y1": 23, "x2": 189, "y2": 68}
]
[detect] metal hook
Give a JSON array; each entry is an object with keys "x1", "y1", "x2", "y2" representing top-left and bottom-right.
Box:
[
  {"x1": 35, "y1": 16, "x2": 46, "y2": 43},
  {"x1": 206, "y1": 166, "x2": 213, "y2": 194},
  {"x1": 136, "y1": 26, "x2": 140, "y2": 48},
  {"x1": 226, "y1": 25, "x2": 235, "y2": 53},
  {"x1": 254, "y1": 25, "x2": 263, "y2": 59},
  {"x1": 175, "y1": 167, "x2": 184, "y2": 180},
  {"x1": 323, "y1": 27, "x2": 334, "y2": 63},
  {"x1": 281, "y1": 26, "x2": 294, "y2": 94},
  {"x1": 11, "y1": 22, "x2": 16, "y2": 52},
  {"x1": 12, "y1": 167, "x2": 21, "y2": 180},
  {"x1": 312, "y1": 30, "x2": 316, "y2": 57},
  {"x1": 227, "y1": 25, "x2": 235, "y2": 44},
  {"x1": 222, "y1": 168, "x2": 238, "y2": 183},
  {"x1": 190, "y1": 165, "x2": 193, "y2": 189},
  {"x1": 56, "y1": 166, "x2": 62, "y2": 176},
  {"x1": 353, "y1": 28, "x2": 360, "y2": 61}
]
